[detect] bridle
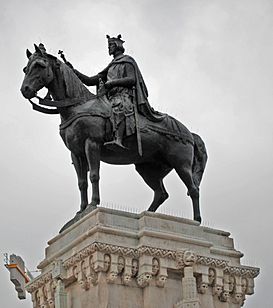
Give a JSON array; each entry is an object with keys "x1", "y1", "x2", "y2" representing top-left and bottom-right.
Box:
[
  {"x1": 25, "y1": 53, "x2": 93, "y2": 114},
  {"x1": 28, "y1": 97, "x2": 59, "y2": 114}
]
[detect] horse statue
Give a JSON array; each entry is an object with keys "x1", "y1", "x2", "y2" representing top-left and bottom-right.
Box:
[{"x1": 20, "y1": 44, "x2": 207, "y2": 223}]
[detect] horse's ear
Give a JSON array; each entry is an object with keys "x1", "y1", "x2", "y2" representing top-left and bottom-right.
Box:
[
  {"x1": 34, "y1": 43, "x2": 42, "y2": 54},
  {"x1": 26, "y1": 49, "x2": 32, "y2": 58}
]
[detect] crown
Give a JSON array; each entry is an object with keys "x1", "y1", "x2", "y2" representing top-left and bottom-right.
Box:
[{"x1": 106, "y1": 34, "x2": 125, "y2": 47}]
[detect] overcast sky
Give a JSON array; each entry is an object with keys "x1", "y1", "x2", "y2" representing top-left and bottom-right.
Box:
[{"x1": 0, "y1": 0, "x2": 272, "y2": 307}]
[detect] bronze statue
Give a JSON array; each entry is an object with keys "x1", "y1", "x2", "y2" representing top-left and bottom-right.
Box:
[{"x1": 20, "y1": 39, "x2": 207, "y2": 223}]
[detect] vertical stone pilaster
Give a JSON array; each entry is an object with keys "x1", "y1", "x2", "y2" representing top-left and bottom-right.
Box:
[
  {"x1": 181, "y1": 267, "x2": 200, "y2": 308},
  {"x1": 54, "y1": 280, "x2": 67, "y2": 308}
]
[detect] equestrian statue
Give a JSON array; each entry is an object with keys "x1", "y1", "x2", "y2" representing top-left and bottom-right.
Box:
[{"x1": 20, "y1": 36, "x2": 208, "y2": 223}]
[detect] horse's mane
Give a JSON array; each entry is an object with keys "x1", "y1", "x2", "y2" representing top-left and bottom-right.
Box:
[{"x1": 59, "y1": 61, "x2": 96, "y2": 101}]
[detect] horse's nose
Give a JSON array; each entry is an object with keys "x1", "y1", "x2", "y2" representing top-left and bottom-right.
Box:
[{"x1": 21, "y1": 85, "x2": 34, "y2": 99}]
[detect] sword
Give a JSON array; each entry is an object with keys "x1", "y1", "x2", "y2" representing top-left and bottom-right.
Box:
[{"x1": 132, "y1": 87, "x2": 142, "y2": 156}]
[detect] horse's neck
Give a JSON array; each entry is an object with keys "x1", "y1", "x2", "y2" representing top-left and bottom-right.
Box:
[
  {"x1": 47, "y1": 65, "x2": 67, "y2": 100},
  {"x1": 48, "y1": 78, "x2": 66, "y2": 101},
  {"x1": 48, "y1": 61, "x2": 96, "y2": 101}
]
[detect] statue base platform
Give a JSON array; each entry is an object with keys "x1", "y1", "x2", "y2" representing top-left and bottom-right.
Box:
[{"x1": 26, "y1": 207, "x2": 259, "y2": 308}]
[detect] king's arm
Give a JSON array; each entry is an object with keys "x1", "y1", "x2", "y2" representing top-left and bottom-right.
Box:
[
  {"x1": 73, "y1": 69, "x2": 106, "y2": 86},
  {"x1": 105, "y1": 63, "x2": 136, "y2": 89}
]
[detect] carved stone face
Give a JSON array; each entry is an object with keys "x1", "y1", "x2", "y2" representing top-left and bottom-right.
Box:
[
  {"x1": 229, "y1": 276, "x2": 235, "y2": 293},
  {"x1": 241, "y1": 278, "x2": 247, "y2": 293},
  {"x1": 208, "y1": 268, "x2": 215, "y2": 285},
  {"x1": 145, "y1": 273, "x2": 152, "y2": 280},
  {"x1": 213, "y1": 285, "x2": 223, "y2": 296},
  {"x1": 107, "y1": 271, "x2": 117, "y2": 282},
  {"x1": 103, "y1": 254, "x2": 111, "y2": 272},
  {"x1": 123, "y1": 273, "x2": 131, "y2": 285},
  {"x1": 220, "y1": 291, "x2": 230, "y2": 302},
  {"x1": 157, "y1": 275, "x2": 167, "y2": 287},
  {"x1": 183, "y1": 251, "x2": 196, "y2": 266},
  {"x1": 198, "y1": 282, "x2": 208, "y2": 294},
  {"x1": 117, "y1": 256, "x2": 125, "y2": 274},
  {"x1": 131, "y1": 259, "x2": 139, "y2": 277},
  {"x1": 234, "y1": 293, "x2": 242, "y2": 304},
  {"x1": 152, "y1": 258, "x2": 159, "y2": 276}
]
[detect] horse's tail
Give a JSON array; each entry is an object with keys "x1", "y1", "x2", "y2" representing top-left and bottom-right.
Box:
[{"x1": 191, "y1": 133, "x2": 208, "y2": 189}]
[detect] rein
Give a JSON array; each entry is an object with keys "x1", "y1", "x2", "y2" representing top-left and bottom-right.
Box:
[
  {"x1": 28, "y1": 95, "x2": 86, "y2": 115},
  {"x1": 28, "y1": 97, "x2": 59, "y2": 114}
]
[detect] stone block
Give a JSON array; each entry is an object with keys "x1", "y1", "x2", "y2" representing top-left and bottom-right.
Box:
[{"x1": 26, "y1": 208, "x2": 259, "y2": 308}]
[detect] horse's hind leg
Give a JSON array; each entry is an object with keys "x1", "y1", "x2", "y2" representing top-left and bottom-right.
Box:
[
  {"x1": 71, "y1": 153, "x2": 88, "y2": 212},
  {"x1": 85, "y1": 139, "x2": 101, "y2": 207},
  {"x1": 174, "y1": 162, "x2": 201, "y2": 223},
  {"x1": 135, "y1": 163, "x2": 171, "y2": 212}
]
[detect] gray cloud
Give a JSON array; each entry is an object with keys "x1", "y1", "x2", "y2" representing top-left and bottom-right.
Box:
[{"x1": 0, "y1": 1, "x2": 272, "y2": 307}]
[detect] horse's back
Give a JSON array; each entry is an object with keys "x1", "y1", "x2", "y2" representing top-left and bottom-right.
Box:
[
  {"x1": 139, "y1": 113, "x2": 194, "y2": 146},
  {"x1": 67, "y1": 96, "x2": 112, "y2": 119}
]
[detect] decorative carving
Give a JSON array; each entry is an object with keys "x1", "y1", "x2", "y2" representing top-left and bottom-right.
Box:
[
  {"x1": 103, "y1": 254, "x2": 111, "y2": 273},
  {"x1": 241, "y1": 277, "x2": 247, "y2": 294},
  {"x1": 212, "y1": 284, "x2": 223, "y2": 296},
  {"x1": 84, "y1": 256, "x2": 98, "y2": 286},
  {"x1": 246, "y1": 277, "x2": 254, "y2": 295},
  {"x1": 26, "y1": 272, "x2": 53, "y2": 293},
  {"x1": 219, "y1": 290, "x2": 230, "y2": 302},
  {"x1": 233, "y1": 292, "x2": 243, "y2": 305},
  {"x1": 152, "y1": 257, "x2": 160, "y2": 276},
  {"x1": 44, "y1": 281, "x2": 55, "y2": 308},
  {"x1": 61, "y1": 243, "x2": 258, "y2": 282},
  {"x1": 176, "y1": 250, "x2": 197, "y2": 269},
  {"x1": 26, "y1": 241, "x2": 259, "y2": 306},
  {"x1": 122, "y1": 273, "x2": 132, "y2": 285},
  {"x1": 75, "y1": 260, "x2": 89, "y2": 290},
  {"x1": 197, "y1": 281, "x2": 208, "y2": 294},
  {"x1": 156, "y1": 275, "x2": 168, "y2": 288},
  {"x1": 131, "y1": 259, "x2": 139, "y2": 278},
  {"x1": 197, "y1": 255, "x2": 228, "y2": 268},
  {"x1": 106, "y1": 271, "x2": 118, "y2": 283},
  {"x1": 138, "y1": 246, "x2": 176, "y2": 259},
  {"x1": 117, "y1": 256, "x2": 125, "y2": 275},
  {"x1": 37, "y1": 286, "x2": 46, "y2": 308},
  {"x1": 137, "y1": 272, "x2": 152, "y2": 288},
  {"x1": 208, "y1": 268, "x2": 216, "y2": 286},
  {"x1": 228, "y1": 275, "x2": 235, "y2": 294},
  {"x1": 224, "y1": 265, "x2": 260, "y2": 278},
  {"x1": 181, "y1": 267, "x2": 200, "y2": 307}
]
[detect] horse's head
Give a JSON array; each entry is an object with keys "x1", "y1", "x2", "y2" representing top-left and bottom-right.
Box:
[{"x1": 21, "y1": 44, "x2": 56, "y2": 99}]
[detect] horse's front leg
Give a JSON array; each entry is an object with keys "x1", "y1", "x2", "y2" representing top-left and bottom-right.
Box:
[
  {"x1": 71, "y1": 153, "x2": 88, "y2": 212},
  {"x1": 85, "y1": 139, "x2": 101, "y2": 207}
]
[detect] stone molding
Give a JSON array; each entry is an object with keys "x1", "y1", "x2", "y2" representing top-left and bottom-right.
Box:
[
  {"x1": 26, "y1": 272, "x2": 53, "y2": 293},
  {"x1": 27, "y1": 242, "x2": 259, "y2": 294},
  {"x1": 61, "y1": 242, "x2": 259, "y2": 278},
  {"x1": 224, "y1": 265, "x2": 260, "y2": 278}
]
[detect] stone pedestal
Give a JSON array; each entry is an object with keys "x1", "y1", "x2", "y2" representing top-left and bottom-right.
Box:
[{"x1": 26, "y1": 208, "x2": 259, "y2": 308}]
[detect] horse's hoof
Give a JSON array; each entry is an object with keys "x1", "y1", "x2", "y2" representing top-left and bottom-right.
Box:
[
  {"x1": 88, "y1": 202, "x2": 98, "y2": 208},
  {"x1": 194, "y1": 216, "x2": 202, "y2": 224}
]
